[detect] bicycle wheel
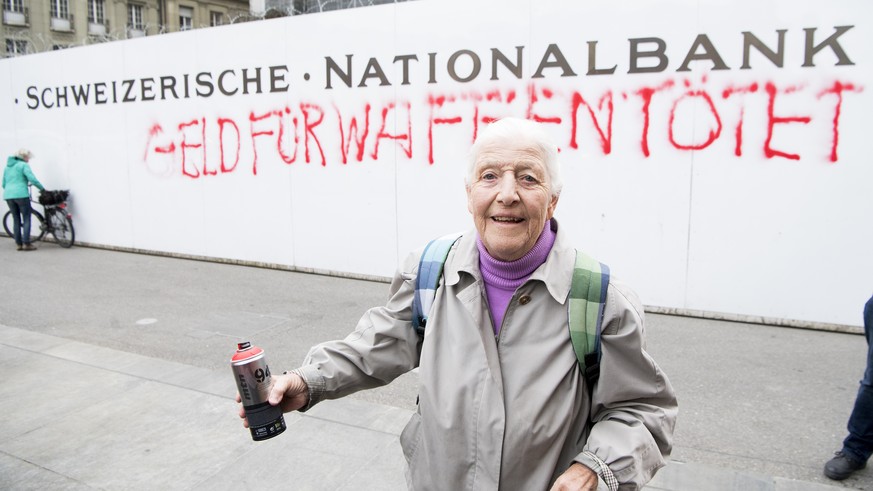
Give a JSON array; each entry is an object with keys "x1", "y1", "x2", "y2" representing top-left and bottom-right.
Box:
[
  {"x1": 2, "y1": 211, "x2": 10, "y2": 236},
  {"x1": 47, "y1": 208, "x2": 75, "y2": 248},
  {"x1": 3, "y1": 209, "x2": 46, "y2": 243}
]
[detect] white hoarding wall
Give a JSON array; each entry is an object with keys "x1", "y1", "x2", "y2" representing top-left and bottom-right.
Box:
[{"x1": 1, "y1": 0, "x2": 870, "y2": 328}]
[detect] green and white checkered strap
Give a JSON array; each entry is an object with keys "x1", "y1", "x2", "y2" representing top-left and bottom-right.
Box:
[
  {"x1": 412, "y1": 233, "x2": 463, "y2": 336},
  {"x1": 582, "y1": 450, "x2": 619, "y2": 491},
  {"x1": 567, "y1": 250, "x2": 610, "y2": 387}
]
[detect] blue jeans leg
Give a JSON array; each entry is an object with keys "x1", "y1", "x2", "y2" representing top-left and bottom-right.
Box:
[
  {"x1": 21, "y1": 199, "x2": 32, "y2": 243},
  {"x1": 6, "y1": 198, "x2": 30, "y2": 246},
  {"x1": 842, "y1": 295, "x2": 873, "y2": 463}
]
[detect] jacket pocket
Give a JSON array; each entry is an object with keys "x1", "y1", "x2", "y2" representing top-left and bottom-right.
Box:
[{"x1": 400, "y1": 411, "x2": 423, "y2": 464}]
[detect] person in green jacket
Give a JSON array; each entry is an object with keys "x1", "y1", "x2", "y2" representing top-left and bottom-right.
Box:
[{"x1": 3, "y1": 149, "x2": 45, "y2": 251}]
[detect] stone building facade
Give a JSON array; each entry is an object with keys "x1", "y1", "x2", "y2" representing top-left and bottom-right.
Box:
[{"x1": 2, "y1": 0, "x2": 251, "y2": 56}]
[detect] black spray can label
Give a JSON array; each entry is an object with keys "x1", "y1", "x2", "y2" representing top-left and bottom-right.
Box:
[{"x1": 231, "y1": 341, "x2": 287, "y2": 441}]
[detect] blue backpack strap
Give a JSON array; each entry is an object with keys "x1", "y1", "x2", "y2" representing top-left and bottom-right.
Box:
[
  {"x1": 567, "y1": 250, "x2": 610, "y2": 389},
  {"x1": 412, "y1": 233, "x2": 463, "y2": 336}
]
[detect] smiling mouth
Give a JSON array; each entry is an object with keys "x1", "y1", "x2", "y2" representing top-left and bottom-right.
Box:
[{"x1": 492, "y1": 216, "x2": 524, "y2": 223}]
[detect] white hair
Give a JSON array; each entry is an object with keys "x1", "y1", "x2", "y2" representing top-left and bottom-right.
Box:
[
  {"x1": 15, "y1": 149, "x2": 33, "y2": 161},
  {"x1": 466, "y1": 117, "x2": 563, "y2": 197}
]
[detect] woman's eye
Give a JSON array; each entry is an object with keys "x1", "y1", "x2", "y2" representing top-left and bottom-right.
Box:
[
  {"x1": 520, "y1": 175, "x2": 538, "y2": 184},
  {"x1": 482, "y1": 172, "x2": 498, "y2": 181}
]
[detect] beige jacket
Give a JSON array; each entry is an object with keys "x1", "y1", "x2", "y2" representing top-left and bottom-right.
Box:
[{"x1": 296, "y1": 220, "x2": 677, "y2": 490}]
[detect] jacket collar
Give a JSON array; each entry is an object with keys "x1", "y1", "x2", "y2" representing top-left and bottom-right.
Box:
[
  {"x1": 444, "y1": 218, "x2": 575, "y2": 305},
  {"x1": 444, "y1": 232, "x2": 479, "y2": 287}
]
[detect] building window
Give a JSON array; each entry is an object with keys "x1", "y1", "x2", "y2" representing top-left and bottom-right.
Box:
[
  {"x1": 3, "y1": 0, "x2": 27, "y2": 26},
  {"x1": 50, "y1": 0, "x2": 70, "y2": 19},
  {"x1": 179, "y1": 6, "x2": 192, "y2": 31},
  {"x1": 128, "y1": 4, "x2": 144, "y2": 30},
  {"x1": 88, "y1": 0, "x2": 105, "y2": 23},
  {"x1": 3, "y1": 0, "x2": 24, "y2": 13},
  {"x1": 49, "y1": 0, "x2": 72, "y2": 31},
  {"x1": 6, "y1": 38, "x2": 28, "y2": 56},
  {"x1": 209, "y1": 11, "x2": 223, "y2": 27}
]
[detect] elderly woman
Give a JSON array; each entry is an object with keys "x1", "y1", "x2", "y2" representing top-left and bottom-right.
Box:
[
  {"x1": 238, "y1": 118, "x2": 677, "y2": 490},
  {"x1": 3, "y1": 149, "x2": 45, "y2": 251}
]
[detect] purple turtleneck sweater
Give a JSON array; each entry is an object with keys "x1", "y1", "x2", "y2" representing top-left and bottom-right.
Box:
[{"x1": 477, "y1": 221, "x2": 557, "y2": 334}]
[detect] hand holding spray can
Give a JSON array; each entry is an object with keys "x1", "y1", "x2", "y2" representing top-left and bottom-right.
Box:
[{"x1": 231, "y1": 341, "x2": 287, "y2": 441}]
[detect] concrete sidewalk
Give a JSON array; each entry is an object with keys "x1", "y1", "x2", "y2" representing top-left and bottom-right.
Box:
[
  {"x1": 0, "y1": 323, "x2": 408, "y2": 490},
  {"x1": 0, "y1": 240, "x2": 870, "y2": 490},
  {"x1": 0, "y1": 324, "x2": 851, "y2": 491}
]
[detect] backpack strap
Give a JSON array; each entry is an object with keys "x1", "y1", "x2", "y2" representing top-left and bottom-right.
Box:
[
  {"x1": 412, "y1": 233, "x2": 463, "y2": 336},
  {"x1": 568, "y1": 251, "x2": 610, "y2": 390}
]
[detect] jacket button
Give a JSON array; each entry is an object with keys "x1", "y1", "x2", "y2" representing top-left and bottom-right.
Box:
[{"x1": 518, "y1": 295, "x2": 531, "y2": 305}]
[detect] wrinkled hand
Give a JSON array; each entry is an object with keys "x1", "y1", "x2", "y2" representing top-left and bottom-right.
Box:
[
  {"x1": 236, "y1": 372, "x2": 310, "y2": 428},
  {"x1": 550, "y1": 463, "x2": 599, "y2": 491}
]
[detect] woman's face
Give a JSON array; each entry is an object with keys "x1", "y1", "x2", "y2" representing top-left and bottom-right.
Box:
[{"x1": 466, "y1": 141, "x2": 558, "y2": 261}]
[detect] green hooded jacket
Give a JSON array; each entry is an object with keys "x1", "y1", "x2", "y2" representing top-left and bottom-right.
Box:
[{"x1": 3, "y1": 156, "x2": 45, "y2": 200}]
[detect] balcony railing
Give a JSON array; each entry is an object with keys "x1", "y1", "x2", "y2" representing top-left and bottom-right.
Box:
[{"x1": 3, "y1": 7, "x2": 28, "y2": 26}]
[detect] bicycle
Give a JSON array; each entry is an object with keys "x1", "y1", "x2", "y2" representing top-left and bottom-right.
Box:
[{"x1": 3, "y1": 187, "x2": 75, "y2": 248}]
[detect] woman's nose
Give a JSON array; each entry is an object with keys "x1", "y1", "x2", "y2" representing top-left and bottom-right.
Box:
[{"x1": 496, "y1": 175, "x2": 519, "y2": 204}]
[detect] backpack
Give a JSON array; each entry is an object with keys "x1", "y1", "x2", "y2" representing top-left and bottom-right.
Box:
[{"x1": 411, "y1": 234, "x2": 611, "y2": 389}]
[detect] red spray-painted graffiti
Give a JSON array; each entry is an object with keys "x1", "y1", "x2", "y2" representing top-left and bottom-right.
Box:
[{"x1": 142, "y1": 77, "x2": 863, "y2": 179}]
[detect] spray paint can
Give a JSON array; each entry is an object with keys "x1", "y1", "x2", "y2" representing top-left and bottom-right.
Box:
[{"x1": 231, "y1": 341, "x2": 287, "y2": 441}]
